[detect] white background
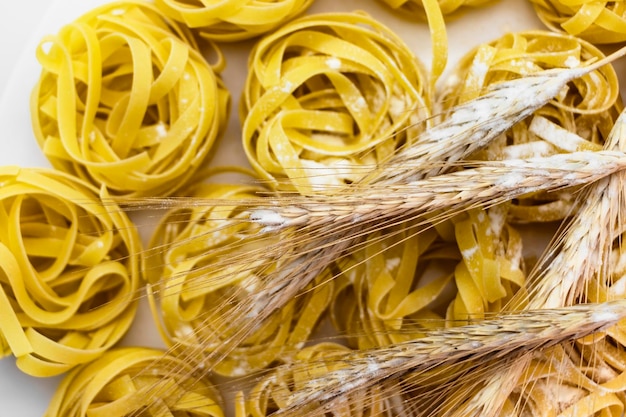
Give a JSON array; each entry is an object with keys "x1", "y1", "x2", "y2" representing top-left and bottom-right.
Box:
[{"x1": 0, "y1": 0, "x2": 610, "y2": 415}]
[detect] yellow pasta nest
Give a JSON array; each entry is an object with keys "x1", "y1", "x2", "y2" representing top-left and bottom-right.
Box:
[
  {"x1": 241, "y1": 12, "x2": 431, "y2": 195},
  {"x1": 332, "y1": 206, "x2": 525, "y2": 350},
  {"x1": 529, "y1": 0, "x2": 626, "y2": 44},
  {"x1": 45, "y1": 347, "x2": 224, "y2": 417},
  {"x1": 145, "y1": 178, "x2": 333, "y2": 377},
  {"x1": 438, "y1": 30, "x2": 622, "y2": 222},
  {"x1": 31, "y1": 0, "x2": 230, "y2": 197},
  {"x1": 0, "y1": 167, "x2": 141, "y2": 377},
  {"x1": 155, "y1": 0, "x2": 314, "y2": 42},
  {"x1": 378, "y1": 0, "x2": 493, "y2": 16}
]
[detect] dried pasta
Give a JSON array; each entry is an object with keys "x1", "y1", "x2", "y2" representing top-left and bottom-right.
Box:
[
  {"x1": 0, "y1": 167, "x2": 141, "y2": 377},
  {"x1": 45, "y1": 347, "x2": 224, "y2": 417},
  {"x1": 530, "y1": 0, "x2": 626, "y2": 44},
  {"x1": 145, "y1": 176, "x2": 333, "y2": 377},
  {"x1": 331, "y1": 206, "x2": 525, "y2": 350},
  {"x1": 154, "y1": 0, "x2": 314, "y2": 42},
  {"x1": 438, "y1": 30, "x2": 622, "y2": 222},
  {"x1": 31, "y1": 0, "x2": 230, "y2": 197},
  {"x1": 241, "y1": 12, "x2": 431, "y2": 194},
  {"x1": 378, "y1": 0, "x2": 494, "y2": 16}
]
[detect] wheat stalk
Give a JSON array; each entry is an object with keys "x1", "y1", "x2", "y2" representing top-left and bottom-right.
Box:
[{"x1": 245, "y1": 300, "x2": 626, "y2": 416}]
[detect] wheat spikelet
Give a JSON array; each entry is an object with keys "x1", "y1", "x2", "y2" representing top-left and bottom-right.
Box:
[{"x1": 242, "y1": 300, "x2": 626, "y2": 417}]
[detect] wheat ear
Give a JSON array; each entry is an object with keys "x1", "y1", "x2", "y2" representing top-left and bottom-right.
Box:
[{"x1": 251, "y1": 300, "x2": 626, "y2": 416}]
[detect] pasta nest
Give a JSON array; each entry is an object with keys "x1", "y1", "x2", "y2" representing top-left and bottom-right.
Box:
[
  {"x1": 377, "y1": 0, "x2": 493, "y2": 16},
  {"x1": 530, "y1": 0, "x2": 626, "y2": 44},
  {"x1": 31, "y1": 1, "x2": 230, "y2": 197},
  {"x1": 438, "y1": 30, "x2": 622, "y2": 222},
  {"x1": 145, "y1": 178, "x2": 333, "y2": 377},
  {"x1": 45, "y1": 347, "x2": 224, "y2": 417},
  {"x1": 331, "y1": 207, "x2": 526, "y2": 350},
  {"x1": 0, "y1": 167, "x2": 141, "y2": 377},
  {"x1": 154, "y1": 0, "x2": 314, "y2": 42},
  {"x1": 241, "y1": 12, "x2": 431, "y2": 195}
]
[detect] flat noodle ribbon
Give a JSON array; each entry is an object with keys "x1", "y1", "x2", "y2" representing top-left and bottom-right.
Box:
[
  {"x1": 438, "y1": 30, "x2": 622, "y2": 222},
  {"x1": 378, "y1": 0, "x2": 494, "y2": 16},
  {"x1": 31, "y1": 0, "x2": 230, "y2": 197},
  {"x1": 530, "y1": 0, "x2": 626, "y2": 44},
  {"x1": 155, "y1": 0, "x2": 314, "y2": 42},
  {"x1": 241, "y1": 12, "x2": 431, "y2": 194},
  {"x1": 331, "y1": 206, "x2": 525, "y2": 350},
  {"x1": 145, "y1": 176, "x2": 332, "y2": 377},
  {"x1": 0, "y1": 167, "x2": 141, "y2": 377},
  {"x1": 45, "y1": 347, "x2": 224, "y2": 417}
]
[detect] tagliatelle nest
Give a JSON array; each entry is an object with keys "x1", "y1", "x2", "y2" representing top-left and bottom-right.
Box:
[
  {"x1": 0, "y1": 167, "x2": 141, "y2": 377},
  {"x1": 45, "y1": 347, "x2": 224, "y2": 417},
  {"x1": 529, "y1": 0, "x2": 626, "y2": 44},
  {"x1": 332, "y1": 206, "x2": 526, "y2": 350},
  {"x1": 240, "y1": 12, "x2": 431, "y2": 195},
  {"x1": 154, "y1": 0, "x2": 314, "y2": 42},
  {"x1": 438, "y1": 30, "x2": 622, "y2": 222},
  {"x1": 377, "y1": 0, "x2": 494, "y2": 17},
  {"x1": 31, "y1": 1, "x2": 230, "y2": 197},
  {"x1": 145, "y1": 177, "x2": 333, "y2": 377}
]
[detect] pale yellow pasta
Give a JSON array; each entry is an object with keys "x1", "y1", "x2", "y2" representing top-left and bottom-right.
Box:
[
  {"x1": 378, "y1": 0, "x2": 494, "y2": 16},
  {"x1": 439, "y1": 30, "x2": 622, "y2": 222},
  {"x1": 145, "y1": 176, "x2": 333, "y2": 377},
  {"x1": 31, "y1": 0, "x2": 230, "y2": 197},
  {"x1": 241, "y1": 12, "x2": 431, "y2": 194},
  {"x1": 45, "y1": 347, "x2": 224, "y2": 417},
  {"x1": 530, "y1": 0, "x2": 626, "y2": 44},
  {"x1": 331, "y1": 206, "x2": 525, "y2": 350},
  {"x1": 155, "y1": 0, "x2": 314, "y2": 42},
  {"x1": 0, "y1": 167, "x2": 141, "y2": 377}
]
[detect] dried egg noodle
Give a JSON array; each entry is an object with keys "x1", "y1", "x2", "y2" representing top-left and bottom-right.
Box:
[
  {"x1": 530, "y1": 0, "x2": 626, "y2": 44},
  {"x1": 439, "y1": 30, "x2": 622, "y2": 222},
  {"x1": 331, "y1": 206, "x2": 525, "y2": 350},
  {"x1": 145, "y1": 175, "x2": 333, "y2": 377},
  {"x1": 0, "y1": 167, "x2": 141, "y2": 377},
  {"x1": 378, "y1": 0, "x2": 493, "y2": 16},
  {"x1": 154, "y1": 0, "x2": 314, "y2": 42},
  {"x1": 241, "y1": 12, "x2": 431, "y2": 194},
  {"x1": 45, "y1": 347, "x2": 224, "y2": 417},
  {"x1": 31, "y1": 1, "x2": 230, "y2": 197}
]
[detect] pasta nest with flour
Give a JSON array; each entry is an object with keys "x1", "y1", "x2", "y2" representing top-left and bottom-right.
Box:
[
  {"x1": 31, "y1": 0, "x2": 230, "y2": 197},
  {"x1": 154, "y1": 0, "x2": 315, "y2": 42},
  {"x1": 0, "y1": 167, "x2": 141, "y2": 377},
  {"x1": 45, "y1": 347, "x2": 224, "y2": 417},
  {"x1": 377, "y1": 0, "x2": 493, "y2": 17},
  {"x1": 438, "y1": 30, "x2": 622, "y2": 222},
  {"x1": 331, "y1": 206, "x2": 526, "y2": 350},
  {"x1": 240, "y1": 12, "x2": 431, "y2": 195},
  {"x1": 529, "y1": 0, "x2": 626, "y2": 44},
  {"x1": 145, "y1": 176, "x2": 334, "y2": 377}
]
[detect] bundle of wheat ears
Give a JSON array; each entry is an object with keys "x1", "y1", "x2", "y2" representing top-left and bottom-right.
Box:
[
  {"x1": 8, "y1": 1, "x2": 626, "y2": 417},
  {"x1": 117, "y1": 45, "x2": 626, "y2": 416}
]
